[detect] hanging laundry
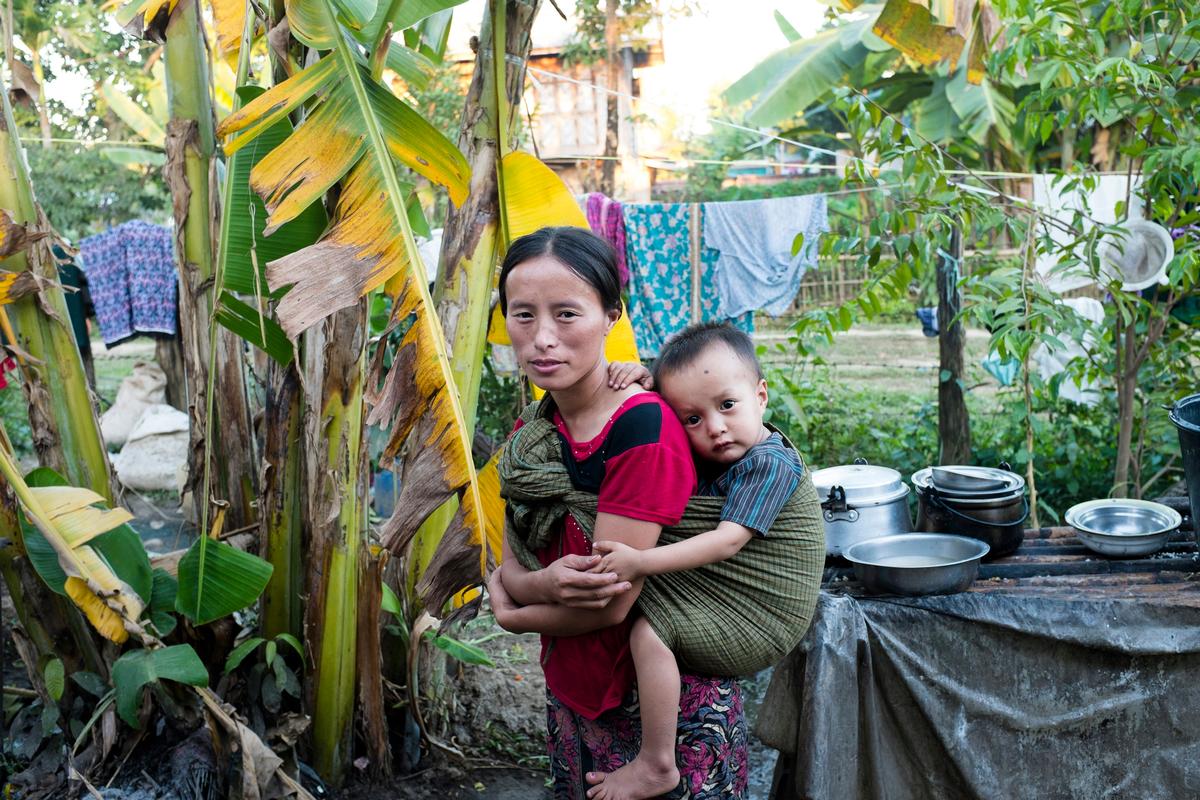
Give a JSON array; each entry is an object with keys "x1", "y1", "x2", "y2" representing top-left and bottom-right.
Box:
[
  {"x1": 1032, "y1": 297, "x2": 1106, "y2": 406},
  {"x1": 623, "y1": 203, "x2": 753, "y2": 358},
  {"x1": 79, "y1": 220, "x2": 176, "y2": 346},
  {"x1": 52, "y1": 244, "x2": 93, "y2": 361},
  {"x1": 703, "y1": 194, "x2": 829, "y2": 318},
  {"x1": 0, "y1": 355, "x2": 14, "y2": 390},
  {"x1": 1032, "y1": 174, "x2": 1145, "y2": 292},
  {"x1": 584, "y1": 193, "x2": 630, "y2": 286}
]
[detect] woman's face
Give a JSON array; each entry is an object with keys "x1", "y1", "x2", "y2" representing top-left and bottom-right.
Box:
[{"x1": 504, "y1": 255, "x2": 618, "y2": 392}]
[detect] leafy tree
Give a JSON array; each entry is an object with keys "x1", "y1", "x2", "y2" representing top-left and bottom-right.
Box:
[{"x1": 25, "y1": 146, "x2": 169, "y2": 241}]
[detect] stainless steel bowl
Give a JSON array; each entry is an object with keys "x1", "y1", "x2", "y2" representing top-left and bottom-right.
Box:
[
  {"x1": 1065, "y1": 499, "x2": 1182, "y2": 557},
  {"x1": 843, "y1": 533, "x2": 990, "y2": 596}
]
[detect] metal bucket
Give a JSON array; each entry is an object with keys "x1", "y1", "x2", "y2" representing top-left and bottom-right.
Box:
[
  {"x1": 1169, "y1": 393, "x2": 1200, "y2": 544},
  {"x1": 915, "y1": 484, "x2": 1028, "y2": 558}
]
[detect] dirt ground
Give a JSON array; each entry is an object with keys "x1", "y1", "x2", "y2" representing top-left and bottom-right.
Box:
[{"x1": 335, "y1": 627, "x2": 781, "y2": 799}]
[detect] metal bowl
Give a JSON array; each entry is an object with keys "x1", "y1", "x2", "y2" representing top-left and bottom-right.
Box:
[
  {"x1": 843, "y1": 533, "x2": 990, "y2": 596},
  {"x1": 1065, "y1": 499, "x2": 1182, "y2": 558}
]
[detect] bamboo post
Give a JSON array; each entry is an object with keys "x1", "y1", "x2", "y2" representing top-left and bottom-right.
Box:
[{"x1": 689, "y1": 203, "x2": 701, "y2": 323}]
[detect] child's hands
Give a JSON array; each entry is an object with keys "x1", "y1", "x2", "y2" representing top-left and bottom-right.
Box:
[
  {"x1": 607, "y1": 361, "x2": 653, "y2": 390},
  {"x1": 592, "y1": 540, "x2": 645, "y2": 582}
]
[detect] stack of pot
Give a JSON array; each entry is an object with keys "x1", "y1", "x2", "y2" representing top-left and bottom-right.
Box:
[{"x1": 911, "y1": 466, "x2": 1028, "y2": 558}]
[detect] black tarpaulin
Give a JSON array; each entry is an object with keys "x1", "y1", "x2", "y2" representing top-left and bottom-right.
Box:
[{"x1": 758, "y1": 568, "x2": 1200, "y2": 800}]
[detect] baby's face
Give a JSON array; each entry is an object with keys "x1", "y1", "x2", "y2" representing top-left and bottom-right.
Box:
[{"x1": 657, "y1": 343, "x2": 768, "y2": 465}]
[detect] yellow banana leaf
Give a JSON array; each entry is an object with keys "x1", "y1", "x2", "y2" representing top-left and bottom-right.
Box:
[
  {"x1": 873, "y1": 0, "x2": 965, "y2": 70},
  {"x1": 119, "y1": 0, "x2": 179, "y2": 39},
  {"x1": 0, "y1": 208, "x2": 46, "y2": 259},
  {"x1": 217, "y1": 0, "x2": 480, "y2": 612},
  {"x1": 211, "y1": 0, "x2": 250, "y2": 56},
  {"x1": 0, "y1": 270, "x2": 39, "y2": 307},
  {"x1": 487, "y1": 150, "x2": 641, "y2": 398},
  {"x1": 0, "y1": 450, "x2": 145, "y2": 643},
  {"x1": 476, "y1": 450, "x2": 503, "y2": 568}
]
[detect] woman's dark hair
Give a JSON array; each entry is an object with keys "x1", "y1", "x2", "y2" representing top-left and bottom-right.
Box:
[
  {"x1": 497, "y1": 227, "x2": 622, "y2": 316},
  {"x1": 653, "y1": 321, "x2": 764, "y2": 384}
]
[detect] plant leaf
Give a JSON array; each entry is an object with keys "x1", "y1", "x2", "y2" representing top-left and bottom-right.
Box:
[
  {"x1": 381, "y1": 581, "x2": 403, "y2": 616},
  {"x1": 149, "y1": 568, "x2": 178, "y2": 636},
  {"x1": 724, "y1": 12, "x2": 879, "y2": 127},
  {"x1": 221, "y1": 85, "x2": 328, "y2": 298},
  {"x1": 426, "y1": 632, "x2": 494, "y2": 667},
  {"x1": 175, "y1": 539, "x2": 273, "y2": 626},
  {"x1": 211, "y1": 0, "x2": 252, "y2": 56},
  {"x1": 111, "y1": 645, "x2": 209, "y2": 728},
  {"x1": 872, "y1": 0, "x2": 964, "y2": 69},
  {"x1": 100, "y1": 81, "x2": 165, "y2": 146},
  {"x1": 215, "y1": 290, "x2": 295, "y2": 366},
  {"x1": 3, "y1": 460, "x2": 146, "y2": 643},
  {"x1": 224, "y1": 637, "x2": 265, "y2": 674},
  {"x1": 44, "y1": 658, "x2": 65, "y2": 702}
]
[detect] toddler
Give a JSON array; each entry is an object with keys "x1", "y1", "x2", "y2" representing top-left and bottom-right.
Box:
[{"x1": 586, "y1": 322, "x2": 806, "y2": 800}]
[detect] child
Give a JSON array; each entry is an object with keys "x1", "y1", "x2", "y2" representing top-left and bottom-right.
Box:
[{"x1": 585, "y1": 322, "x2": 806, "y2": 800}]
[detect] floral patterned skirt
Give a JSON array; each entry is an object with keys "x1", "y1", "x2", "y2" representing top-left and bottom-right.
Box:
[{"x1": 546, "y1": 674, "x2": 748, "y2": 799}]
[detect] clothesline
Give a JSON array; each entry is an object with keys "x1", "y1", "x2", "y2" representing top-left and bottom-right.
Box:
[
  {"x1": 524, "y1": 65, "x2": 1123, "y2": 227},
  {"x1": 18, "y1": 136, "x2": 161, "y2": 148}
]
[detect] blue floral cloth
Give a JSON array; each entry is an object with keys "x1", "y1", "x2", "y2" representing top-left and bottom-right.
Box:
[
  {"x1": 623, "y1": 203, "x2": 753, "y2": 358},
  {"x1": 79, "y1": 220, "x2": 176, "y2": 346}
]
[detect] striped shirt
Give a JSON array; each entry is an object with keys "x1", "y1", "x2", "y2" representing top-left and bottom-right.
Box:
[{"x1": 698, "y1": 432, "x2": 805, "y2": 536}]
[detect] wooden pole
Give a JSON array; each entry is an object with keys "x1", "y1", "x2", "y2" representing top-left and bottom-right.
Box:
[
  {"x1": 689, "y1": 203, "x2": 701, "y2": 323},
  {"x1": 937, "y1": 226, "x2": 971, "y2": 464}
]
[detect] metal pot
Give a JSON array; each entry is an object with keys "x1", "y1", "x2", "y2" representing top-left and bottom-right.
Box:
[
  {"x1": 812, "y1": 461, "x2": 912, "y2": 556},
  {"x1": 914, "y1": 466, "x2": 1028, "y2": 558}
]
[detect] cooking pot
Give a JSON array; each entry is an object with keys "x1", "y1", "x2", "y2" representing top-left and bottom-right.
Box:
[
  {"x1": 913, "y1": 465, "x2": 1028, "y2": 558},
  {"x1": 812, "y1": 461, "x2": 912, "y2": 556}
]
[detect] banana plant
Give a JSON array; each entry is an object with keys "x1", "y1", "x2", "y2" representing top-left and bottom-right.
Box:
[
  {"x1": 122, "y1": 0, "x2": 259, "y2": 532},
  {"x1": 726, "y1": 2, "x2": 1018, "y2": 154},
  {"x1": 0, "y1": 68, "x2": 113, "y2": 502},
  {"x1": 213, "y1": 0, "x2": 480, "y2": 783}
]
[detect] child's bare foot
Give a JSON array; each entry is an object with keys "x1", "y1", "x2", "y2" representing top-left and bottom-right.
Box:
[{"x1": 585, "y1": 754, "x2": 679, "y2": 800}]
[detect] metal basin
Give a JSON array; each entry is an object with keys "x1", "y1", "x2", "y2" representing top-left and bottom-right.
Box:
[
  {"x1": 1065, "y1": 499, "x2": 1182, "y2": 558},
  {"x1": 843, "y1": 533, "x2": 990, "y2": 596}
]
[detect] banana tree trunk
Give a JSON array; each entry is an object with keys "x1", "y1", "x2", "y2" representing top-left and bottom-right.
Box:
[
  {"x1": 0, "y1": 75, "x2": 113, "y2": 501},
  {"x1": 163, "y1": 0, "x2": 257, "y2": 530},
  {"x1": 302, "y1": 304, "x2": 368, "y2": 787},
  {"x1": 0, "y1": 84, "x2": 111, "y2": 679},
  {"x1": 407, "y1": 0, "x2": 540, "y2": 601},
  {"x1": 260, "y1": 360, "x2": 304, "y2": 642}
]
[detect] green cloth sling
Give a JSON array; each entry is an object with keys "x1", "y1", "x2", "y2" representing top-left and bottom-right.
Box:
[{"x1": 499, "y1": 399, "x2": 826, "y2": 677}]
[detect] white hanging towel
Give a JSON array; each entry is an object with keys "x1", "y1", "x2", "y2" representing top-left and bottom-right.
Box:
[
  {"x1": 1032, "y1": 174, "x2": 1144, "y2": 292},
  {"x1": 1032, "y1": 296, "x2": 1106, "y2": 406},
  {"x1": 703, "y1": 194, "x2": 829, "y2": 318}
]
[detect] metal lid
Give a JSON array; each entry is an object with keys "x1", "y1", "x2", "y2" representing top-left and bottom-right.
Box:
[
  {"x1": 812, "y1": 463, "x2": 909, "y2": 506},
  {"x1": 911, "y1": 466, "x2": 1025, "y2": 497}
]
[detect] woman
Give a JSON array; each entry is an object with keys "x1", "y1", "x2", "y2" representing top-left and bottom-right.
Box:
[{"x1": 487, "y1": 227, "x2": 749, "y2": 799}]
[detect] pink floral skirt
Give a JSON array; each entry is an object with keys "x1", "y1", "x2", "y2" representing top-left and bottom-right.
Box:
[{"x1": 546, "y1": 674, "x2": 748, "y2": 799}]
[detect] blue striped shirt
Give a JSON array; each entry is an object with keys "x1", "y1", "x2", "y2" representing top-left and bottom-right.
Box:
[{"x1": 697, "y1": 432, "x2": 804, "y2": 536}]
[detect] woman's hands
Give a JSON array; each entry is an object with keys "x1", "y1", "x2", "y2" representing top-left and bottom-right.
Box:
[
  {"x1": 541, "y1": 554, "x2": 633, "y2": 608},
  {"x1": 492, "y1": 555, "x2": 633, "y2": 616},
  {"x1": 592, "y1": 540, "x2": 645, "y2": 582},
  {"x1": 606, "y1": 360, "x2": 653, "y2": 390}
]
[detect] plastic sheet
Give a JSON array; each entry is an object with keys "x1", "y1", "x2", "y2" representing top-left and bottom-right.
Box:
[{"x1": 758, "y1": 583, "x2": 1200, "y2": 799}]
